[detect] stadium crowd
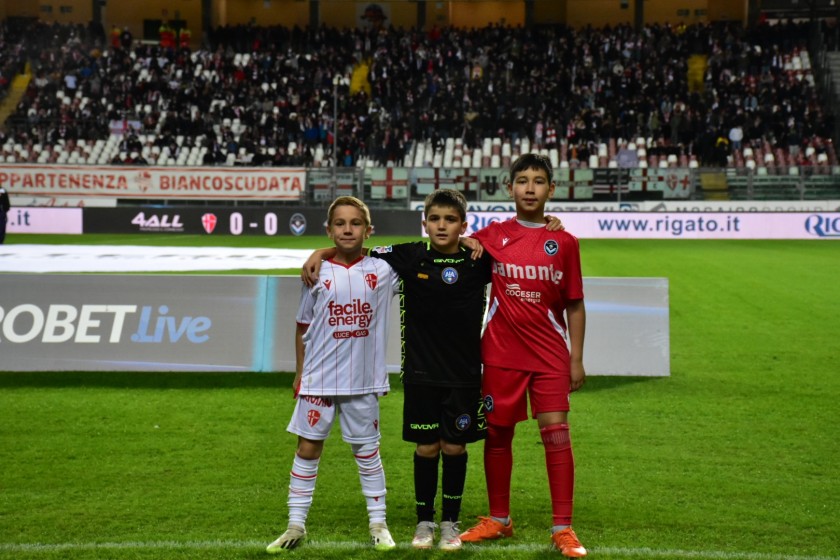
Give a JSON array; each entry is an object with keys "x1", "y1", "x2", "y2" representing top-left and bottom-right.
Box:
[
  {"x1": 0, "y1": 22, "x2": 29, "y2": 102},
  {"x1": 0, "y1": 17, "x2": 835, "y2": 170}
]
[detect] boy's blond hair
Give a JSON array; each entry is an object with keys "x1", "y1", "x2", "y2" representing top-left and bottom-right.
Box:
[{"x1": 327, "y1": 196, "x2": 372, "y2": 227}]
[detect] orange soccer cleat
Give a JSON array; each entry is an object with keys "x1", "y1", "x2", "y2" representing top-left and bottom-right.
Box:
[
  {"x1": 551, "y1": 527, "x2": 587, "y2": 557},
  {"x1": 459, "y1": 516, "x2": 514, "y2": 542}
]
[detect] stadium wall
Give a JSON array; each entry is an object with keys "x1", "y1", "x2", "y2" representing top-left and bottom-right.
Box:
[
  {"x1": 448, "y1": 1, "x2": 525, "y2": 28},
  {"x1": 10, "y1": 0, "x2": 747, "y2": 40},
  {"x1": 220, "y1": 0, "x2": 310, "y2": 27},
  {"x1": 0, "y1": 274, "x2": 671, "y2": 377}
]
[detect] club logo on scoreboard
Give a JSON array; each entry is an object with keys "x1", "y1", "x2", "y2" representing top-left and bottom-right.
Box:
[
  {"x1": 201, "y1": 213, "x2": 217, "y2": 234},
  {"x1": 289, "y1": 213, "x2": 307, "y2": 236}
]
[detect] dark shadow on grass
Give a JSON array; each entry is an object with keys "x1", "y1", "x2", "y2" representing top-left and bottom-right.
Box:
[
  {"x1": 0, "y1": 371, "x2": 657, "y2": 393},
  {"x1": 0, "y1": 370, "x2": 409, "y2": 392},
  {"x1": 0, "y1": 370, "x2": 293, "y2": 390}
]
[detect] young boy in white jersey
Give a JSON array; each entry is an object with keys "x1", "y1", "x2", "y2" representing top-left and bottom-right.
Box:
[
  {"x1": 459, "y1": 154, "x2": 588, "y2": 557},
  {"x1": 266, "y1": 196, "x2": 400, "y2": 553}
]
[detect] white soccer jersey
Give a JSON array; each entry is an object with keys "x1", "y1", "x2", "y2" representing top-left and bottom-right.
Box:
[{"x1": 295, "y1": 255, "x2": 399, "y2": 396}]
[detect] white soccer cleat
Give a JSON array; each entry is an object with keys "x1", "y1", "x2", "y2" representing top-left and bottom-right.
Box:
[
  {"x1": 370, "y1": 522, "x2": 396, "y2": 550},
  {"x1": 411, "y1": 521, "x2": 436, "y2": 549},
  {"x1": 438, "y1": 521, "x2": 462, "y2": 551},
  {"x1": 266, "y1": 525, "x2": 306, "y2": 553}
]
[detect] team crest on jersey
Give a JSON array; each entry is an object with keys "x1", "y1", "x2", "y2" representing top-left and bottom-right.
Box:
[
  {"x1": 441, "y1": 267, "x2": 458, "y2": 284},
  {"x1": 483, "y1": 395, "x2": 494, "y2": 412},
  {"x1": 455, "y1": 414, "x2": 471, "y2": 431},
  {"x1": 307, "y1": 410, "x2": 321, "y2": 427},
  {"x1": 323, "y1": 279, "x2": 332, "y2": 290},
  {"x1": 544, "y1": 240, "x2": 558, "y2": 256},
  {"x1": 365, "y1": 273, "x2": 378, "y2": 290}
]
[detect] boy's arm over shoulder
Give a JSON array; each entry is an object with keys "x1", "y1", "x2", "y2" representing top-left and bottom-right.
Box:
[
  {"x1": 301, "y1": 247, "x2": 336, "y2": 286},
  {"x1": 369, "y1": 241, "x2": 419, "y2": 274},
  {"x1": 369, "y1": 253, "x2": 401, "y2": 295},
  {"x1": 471, "y1": 218, "x2": 500, "y2": 243}
]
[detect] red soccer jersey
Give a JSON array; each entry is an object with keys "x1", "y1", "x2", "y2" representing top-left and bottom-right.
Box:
[{"x1": 474, "y1": 218, "x2": 584, "y2": 374}]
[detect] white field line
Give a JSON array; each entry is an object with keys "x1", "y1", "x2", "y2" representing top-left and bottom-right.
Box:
[{"x1": 0, "y1": 540, "x2": 838, "y2": 560}]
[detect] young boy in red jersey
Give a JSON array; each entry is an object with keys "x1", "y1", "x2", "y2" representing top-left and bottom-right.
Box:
[{"x1": 459, "y1": 153, "x2": 587, "y2": 557}]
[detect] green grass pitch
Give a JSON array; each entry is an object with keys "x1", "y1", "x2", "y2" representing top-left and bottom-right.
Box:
[{"x1": 1, "y1": 235, "x2": 839, "y2": 559}]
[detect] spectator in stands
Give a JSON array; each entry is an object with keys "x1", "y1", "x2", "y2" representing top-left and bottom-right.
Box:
[{"x1": 119, "y1": 26, "x2": 132, "y2": 50}]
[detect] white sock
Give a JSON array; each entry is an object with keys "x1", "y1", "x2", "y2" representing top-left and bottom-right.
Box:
[
  {"x1": 352, "y1": 442, "x2": 387, "y2": 525},
  {"x1": 287, "y1": 454, "x2": 319, "y2": 528}
]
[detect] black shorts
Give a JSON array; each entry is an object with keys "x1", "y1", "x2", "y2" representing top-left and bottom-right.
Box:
[{"x1": 402, "y1": 383, "x2": 487, "y2": 445}]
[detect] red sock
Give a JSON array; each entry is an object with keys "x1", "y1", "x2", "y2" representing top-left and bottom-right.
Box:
[
  {"x1": 484, "y1": 423, "x2": 515, "y2": 518},
  {"x1": 540, "y1": 423, "x2": 574, "y2": 526}
]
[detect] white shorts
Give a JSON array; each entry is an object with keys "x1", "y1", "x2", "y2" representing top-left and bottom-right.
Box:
[{"x1": 287, "y1": 393, "x2": 381, "y2": 444}]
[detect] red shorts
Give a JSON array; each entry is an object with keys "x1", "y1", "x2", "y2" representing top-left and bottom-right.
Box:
[{"x1": 481, "y1": 365, "x2": 570, "y2": 426}]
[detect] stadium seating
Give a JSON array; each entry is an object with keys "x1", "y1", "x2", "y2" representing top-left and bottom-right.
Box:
[{"x1": 0, "y1": 19, "x2": 835, "y2": 172}]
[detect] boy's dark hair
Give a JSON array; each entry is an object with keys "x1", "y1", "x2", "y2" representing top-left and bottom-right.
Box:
[
  {"x1": 423, "y1": 188, "x2": 468, "y2": 221},
  {"x1": 509, "y1": 153, "x2": 554, "y2": 183}
]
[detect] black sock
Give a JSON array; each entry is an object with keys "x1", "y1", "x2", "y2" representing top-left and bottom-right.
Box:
[
  {"x1": 414, "y1": 452, "x2": 439, "y2": 523},
  {"x1": 441, "y1": 451, "x2": 468, "y2": 522}
]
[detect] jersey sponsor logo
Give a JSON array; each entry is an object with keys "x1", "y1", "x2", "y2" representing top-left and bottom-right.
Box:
[
  {"x1": 301, "y1": 395, "x2": 334, "y2": 408},
  {"x1": 323, "y1": 279, "x2": 332, "y2": 290},
  {"x1": 410, "y1": 422, "x2": 440, "y2": 430},
  {"x1": 365, "y1": 273, "x2": 378, "y2": 290},
  {"x1": 441, "y1": 267, "x2": 458, "y2": 284},
  {"x1": 455, "y1": 414, "x2": 471, "y2": 431},
  {"x1": 332, "y1": 329, "x2": 369, "y2": 339},
  {"x1": 544, "y1": 239, "x2": 558, "y2": 255},
  {"x1": 492, "y1": 261, "x2": 563, "y2": 285},
  {"x1": 327, "y1": 299, "x2": 373, "y2": 328},
  {"x1": 483, "y1": 395, "x2": 494, "y2": 412},
  {"x1": 307, "y1": 409, "x2": 321, "y2": 427},
  {"x1": 371, "y1": 245, "x2": 393, "y2": 254},
  {"x1": 505, "y1": 282, "x2": 542, "y2": 304},
  {"x1": 373, "y1": 419, "x2": 379, "y2": 431}
]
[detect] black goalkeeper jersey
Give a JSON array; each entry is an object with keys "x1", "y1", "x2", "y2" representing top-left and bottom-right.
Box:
[{"x1": 370, "y1": 242, "x2": 492, "y2": 388}]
